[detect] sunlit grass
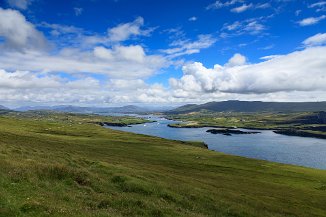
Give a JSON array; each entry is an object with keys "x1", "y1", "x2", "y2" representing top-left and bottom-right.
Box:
[{"x1": 0, "y1": 113, "x2": 325, "y2": 216}]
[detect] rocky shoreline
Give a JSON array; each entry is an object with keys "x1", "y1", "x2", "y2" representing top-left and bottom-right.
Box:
[
  {"x1": 273, "y1": 129, "x2": 326, "y2": 139},
  {"x1": 167, "y1": 123, "x2": 273, "y2": 130},
  {"x1": 168, "y1": 124, "x2": 232, "y2": 129},
  {"x1": 168, "y1": 123, "x2": 326, "y2": 139},
  {"x1": 96, "y1": 121, "x2": 152, "y2": 127}
]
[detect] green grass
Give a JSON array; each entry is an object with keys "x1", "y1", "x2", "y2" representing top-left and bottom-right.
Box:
[
  {"x1": 0, "y1": 113, "x2": 326, "y2": 216},
  {"x1": 4, "y1": 110, "x2": 150, "y2": 125},
  {"x1": 166, "y1": 112, "x2": 307, "y2": 128}
]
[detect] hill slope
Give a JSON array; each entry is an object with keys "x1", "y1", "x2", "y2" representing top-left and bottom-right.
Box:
[
  {"x1": 168, "y1": 100, "x2": 326, "y2": 114},
  {"x1": 15, "y1": 105, "x2": 150, "y2": 114},
  {"x1": 0, "y1": 105, "x2": 10, "y2": 110},
  {"x1": 0, "y1": 114, "x2": 325, "y2": 216}
]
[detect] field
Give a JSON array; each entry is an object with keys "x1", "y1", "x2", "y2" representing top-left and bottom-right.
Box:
[
  {"x1": 0, "y1": 112, "x2": 326, "y2": 216},
  {"x1": 167, "y1": 112, "x2": 326, "y2": 139}
]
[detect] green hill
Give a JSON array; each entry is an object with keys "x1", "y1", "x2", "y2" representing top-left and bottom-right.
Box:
[
  {"x1": 0, "y1": 113, "x2": 325, "y2": 216},
  {"x1": 168, "y1": 100, "x2": 326, "y2": 114}
]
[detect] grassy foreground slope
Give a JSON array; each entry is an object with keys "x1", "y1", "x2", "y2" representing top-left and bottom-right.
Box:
[{"x1": 0, "y1": 115, "x2": 326, "y2": 217}]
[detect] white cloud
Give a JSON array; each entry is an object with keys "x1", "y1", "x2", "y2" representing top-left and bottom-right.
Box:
[
  {"x1": 309, "y1": 1, "x2": 326, "y2": 12},
  {"x1": 207, "y1": 0, "x2": 243, "y2": 10},
  {"x1": 108, "y1": 79, "x2": 146, "y2": 90},
  {"x1": 260, "y1": 55, "x2": 283, "y2": 60},
  {"x1": 0, "y1": 8, "x2": 47, "y2": 51},
  {"x1": 226, "y1": 53, "x2": 246, "y2": 66},
  {"x1": 295, "y1": 10, "x2": 301, "y2": 16},
  {"x1": 303, "y1": 33, "x2": 326, "y2": 47},
  {"x1": 230, "y1": 3, "x2": 253, "y2": 13},
  {"x1": 259, "y1": 44, "x2": 274, "y2": 50},
  {"x1": 169, "y1": 46, "x2": 326, "y2": 95},
  {"x1": 107, "y1": 17, "x2": 153, "y2": 42},
  {"x1": 298, "y1": 15, "x2": 326, "y2": 26},
  {"x1": 188, "y1": 16, "x2": 197, "y2": 21},
  {"x1": 40, "y1": 22, "x2": 83, "y2": 36},
  {"x1": 0, "y1": 69, "x2": 163, "y2": 105},
  {"x1": 0, "y1": 69, "x2": 61, "y2": 89},
  {"x1": 161, "y1": 34, "x2": 216, "y2": 58},
  {"x1": 94, "y1": 45, "x2": 146, "y2": 63},
  {"x1": 1, "y1": 5, "x2": 326, "y2": 105},
  {"x1": 309, "y1": 1, "x2": 326, "y2": 8},
  {"x1": 6, "y1": 0, "x2": 30, "y2": 10},
  {"x1": 255, "y1": 3, "x2": 271, "y2": 9},
  {"x1": 208, "y1": 1, "x2": 269, "y2": 12},
  {"x1": 0, "y1": 69, "x2": 140, "y2": 105},
  {"x1": 0, "y1": 69, "x2": 100, "y2": 98},
  {"x1": 0, "y1": 9, "x2": 166, "y2": 79},
  {"x1": 0, "y1": 47, "x2": 166, "y2": 79},
  {"x1": 74, "y1": 7, "x2": 83, "y2": 16},
  {"x1": 221, "y1": 18, "x2": 266, "y2": 37},
  {"x1": 0, "y1": 8, "x2": 174, "y2": 105},
  {"x1": 2, "y1": 45, "x2": 326, "y2": 105}
]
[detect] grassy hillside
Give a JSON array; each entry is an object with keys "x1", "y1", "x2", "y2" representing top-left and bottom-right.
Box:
[{"x1": 0, "y1": 113, "x2": 326, "y2": 216}]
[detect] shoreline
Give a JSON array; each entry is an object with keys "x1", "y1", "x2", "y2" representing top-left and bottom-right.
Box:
[{"x1": 167, "y1": 123, "x2": 326, "y2": 139}]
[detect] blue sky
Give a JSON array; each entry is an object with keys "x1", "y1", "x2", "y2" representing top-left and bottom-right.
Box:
[{"x1": 0, "y1": 0, "x2": 325, "y2": 107}]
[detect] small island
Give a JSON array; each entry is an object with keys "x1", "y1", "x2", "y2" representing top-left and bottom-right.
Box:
[{"x1": 206, "y1": 128, "x2": 261, "y2": 136}]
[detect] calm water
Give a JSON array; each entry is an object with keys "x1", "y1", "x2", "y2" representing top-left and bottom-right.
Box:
[{"x1": 104, "y1": 115, "x2": 326, "y2": 170}]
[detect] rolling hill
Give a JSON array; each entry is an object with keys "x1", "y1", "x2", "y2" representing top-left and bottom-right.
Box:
[
  {"x1": 167, "y1": 100, "x2": 326, "y2": 114},
  {"x1": 15, "y1": 105, "x2": 151, "y2": 114},
  {"x1": 0, "y1": 112, "x2": 325, "y2": 216}
]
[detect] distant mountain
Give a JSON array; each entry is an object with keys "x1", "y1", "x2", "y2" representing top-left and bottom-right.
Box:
[
  {"x1": 167, "y1": 100, "x2": 326, "y2": 114},
  {"x1": 0, "y1": 105, "x2": 10, "y2": 110},
  {"x1": 16, "y1": 106, "x2": 54, "y2": 111},
  {"x1": 15, "y1": 105, "x2": 156, "y2": 114}
]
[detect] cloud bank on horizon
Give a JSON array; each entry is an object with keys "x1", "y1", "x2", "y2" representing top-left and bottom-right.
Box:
[{"x1": 0, "y1": 0, "x2": 326, "y2": 106}]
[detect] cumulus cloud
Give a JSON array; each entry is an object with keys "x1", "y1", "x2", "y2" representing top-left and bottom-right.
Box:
[
  {"x1": 303, "y1": 33, "x2": 326, "y2": 47},
  {"x1": 1, "y1": 5, "x2": 326, "y2": 105},
  {"x1": 0, "y1": 8, "x2": 47, "y2": 51},
  {"x1": 94, "y1": 45, "x2": 146, "y2": 63},
  {"x1": 298, "y1": 15, "x2": 326, "y2": 26},
  {"x1": 0, "y1": 8, "x2": 173, "y2": 105},
  {"x1": 0, "y1": 69, "x2": 61, "y2": 89},
  {"x1": 6, "y1": 0, "x2": 30, "y2": 10},
  {"x1": 169, "y1": 46, "x2": 326, "y2": 95},
  {"x1": 0, "y1": 8, "x2": 166, "y2": 79},
  {"x1": 2, "y1": 45, "x2": 326, "y2": 105},
  {"x1": 0, "y1": 47, "x2": 166, "y2": 79},
  {"x1": 107, "y1": 17, "x2": 153, "y2": 42},
  {"x1": 0, "y1": 69, "x2": 102, "y2": 90},
  {"x1": 0, "y1": 69, "x2": 172, "y2": 105},
  {"x1": 226, "y1": 53, "x2": 246, "y2": 66}
]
